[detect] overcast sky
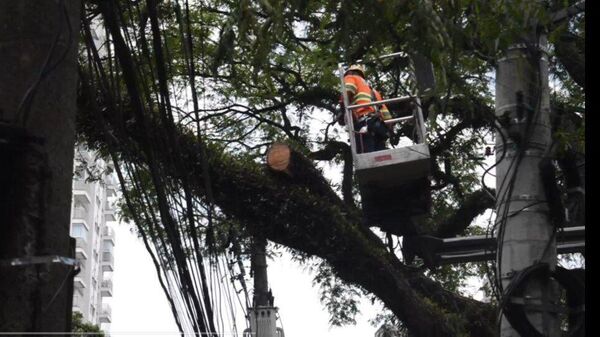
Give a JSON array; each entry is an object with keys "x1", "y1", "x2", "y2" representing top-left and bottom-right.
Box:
[{"x1": 108, "y1": 222, "x2": 380, "y2": 337}]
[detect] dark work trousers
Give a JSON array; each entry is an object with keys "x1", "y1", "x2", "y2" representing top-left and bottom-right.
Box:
[{"x1": 354, "y1": 118, "x2": 388, "y2": 153}]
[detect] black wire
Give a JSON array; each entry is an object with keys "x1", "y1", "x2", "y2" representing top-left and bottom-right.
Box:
[
  {"x1": 482, "y1": 118, "x2": 523, "y2": 297},
  {"x1": 44, "y1": 1, "x2": 73, "y2": 76},
  {"x1": 481, "y1": 119, "x2": 509, "y2": 201},
  {"x1": 92, "y1": 2, "x2": 242, "y2": 334},
  {"x1": 496, "y1": 35, "x2": 550, "y2": 310},
  {"x1": 18, "y1": 0, "x2": 71, "y2": 127},
  {"x1": 42, "y1": 265, "x2": 80, "y2": 312}
]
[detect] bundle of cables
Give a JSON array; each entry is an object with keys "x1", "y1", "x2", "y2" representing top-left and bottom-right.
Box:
[{"x1": 499, "y1": 262, "x2": 585, "y2": 337}]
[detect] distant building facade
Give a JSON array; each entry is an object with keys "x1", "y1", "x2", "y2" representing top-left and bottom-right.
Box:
[{"x1": 70, "y1": 146, "x2": 117, "y2": 330}]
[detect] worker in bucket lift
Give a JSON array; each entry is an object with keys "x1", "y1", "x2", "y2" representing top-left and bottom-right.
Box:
[{"x1": 336, "y1": 64, "x2": 393, "y2": 153}]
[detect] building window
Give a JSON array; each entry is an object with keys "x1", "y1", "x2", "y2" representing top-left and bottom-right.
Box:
[
  {"x1": 102, "y1": 240, "x2": 114, "y2": 253},
  {"x1": 71, "y1": 223, "x2": 88, "y2": 241},
  {"x1": 72, "y1": 205, "x2": 87, "y2": 219}
]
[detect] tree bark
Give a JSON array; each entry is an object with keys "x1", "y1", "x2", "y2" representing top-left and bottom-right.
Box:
[
  {"x1": 554, "y1": 30, "x2": 585, "y2": 90},
  {"x1": 0, "y1": 0, "x2": 81, "y2": 332}
]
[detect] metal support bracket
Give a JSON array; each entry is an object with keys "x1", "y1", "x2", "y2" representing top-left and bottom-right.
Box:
[
  {"x1": 509, "y1": 297, "x2": 568, "y2": 314},
  {"x1": 0, "y1": 255, "x2": 80, "y2": 268},
  {"x1": 404, "y1": 226, "x2": 585, "y2": 267}
]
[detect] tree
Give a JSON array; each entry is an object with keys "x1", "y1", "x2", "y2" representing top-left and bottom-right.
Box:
[
  {"x1": 71, "y1": 312, "x2": 104, "y2": 337},
  {"x1": 76, "y1": 0, "x2": 584, "y2": 336},
  {"x1": 0, "y1": 1, "x2": 81, "y2": 333}
]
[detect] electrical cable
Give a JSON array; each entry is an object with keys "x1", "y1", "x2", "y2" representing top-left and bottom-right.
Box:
[
  {"x1": 18, "y1": 0, "x2": 71, "y2": 127},
  {"x1": 481, "y1": 118, "x2": 509, "y2": 201},
  {"x1": 42, "y1": 264, "x2": 80, "y2": 312},
  {"x1": 495, "y1": 36, "x2": 555, "y2": 326}
]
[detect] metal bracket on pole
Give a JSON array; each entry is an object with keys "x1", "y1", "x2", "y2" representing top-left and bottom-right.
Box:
[
  {"x1": 509, "y1": 297, "x2": 568, "y2": 314},
  {"x1": 0, "y1": 255, "x2": 80, "y2": 268},
  {"x1": 403, "y1": 226, "x2": 585, "y2": 267}
]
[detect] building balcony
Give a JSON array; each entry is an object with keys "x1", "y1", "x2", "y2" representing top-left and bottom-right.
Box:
[
  {"x1": 75, "y1": 247, "x2": 88, "y2": 261},
  {"x1": 101, "y1": 251, "x2": 114, "y2": 272},
  {"x1": 73, "y1": 277, "x2": 86, "y2": 295},
  {"x1": 105, "y1": 176, "x2": 118, "y2": 197},
  {"x1": 104, "y1": 199, "x2": 115, "y2": 211},
  {"x1": 72, "y1": 294, "x2": 83, "y2": 312},
  {"x1": 72, "y1": 207, "x2": 89, "y2": 221},
  {"x1": 102, "y1": 227, "x2": 116, "y2": 246},
  {"x1": 100, "y1": 279, "x2": 113, "y2": 297},
  {"x1": 72, "y1": 304, "x2": 82, "y2": 314},
  {"x1": 75, "y1": 236, "x2": 87, "y2": 249},
  {"x1": 99, "y1": 304, "x2": 112, "y2": 323},
  {"x1": 103, "y1": 200, "x2": 116, "y2": 222},
  {"x1": 104, "y1": 209, "x2": 116, "y2": 222},
  {"x1": 73, "y1": 190, "x2": 91, "y2": 206},
  {"x1": 74, "y1": 238, "x2": 88, "y2": 260}
]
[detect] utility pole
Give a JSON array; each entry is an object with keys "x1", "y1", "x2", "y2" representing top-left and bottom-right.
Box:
[
  {"x1": 252, "y1": 236, "x2": 271, "y2": 309},
  {"x1": 495, "y1": 17, "x2": 560, "y2": 337},
  {"x1": 0, "y1": 1, "x2": 81, "y2": 333},
  {"x1": 245, "y1": 236, "x2": 284, "y2": 337}
]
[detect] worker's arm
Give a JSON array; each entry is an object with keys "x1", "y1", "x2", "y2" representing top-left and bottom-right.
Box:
[
  {"x1": 337, "y1": 75, "x2": 358, "y2": 126},
  {"x1": 336, "y1": 94, "x2": 354, "y2": 126},
  {"x1": 373, "y1": 90, "x2": 392, "y2": 121}
]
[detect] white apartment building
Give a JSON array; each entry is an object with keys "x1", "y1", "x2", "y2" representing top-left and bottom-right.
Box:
[{"x1": 70, "y1": 147, "x2": 117, "y2": 330}]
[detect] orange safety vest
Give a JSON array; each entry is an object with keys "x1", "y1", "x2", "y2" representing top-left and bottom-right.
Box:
[{"x1": 342, "y1": 74, "x2": 391, "y2": 120}]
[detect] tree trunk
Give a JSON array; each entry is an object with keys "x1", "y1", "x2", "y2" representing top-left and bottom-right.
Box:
[{"x1": 0, "y1": 0, "x2": 81, "y2": 332}]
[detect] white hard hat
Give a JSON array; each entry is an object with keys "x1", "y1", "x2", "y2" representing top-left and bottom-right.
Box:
[{"x1": 344, "y1": 64, "x2": 366, "y2": 77}]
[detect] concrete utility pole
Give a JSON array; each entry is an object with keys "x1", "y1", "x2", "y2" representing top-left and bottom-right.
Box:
[
  {"x1": 0, "y1": 1, "x2": 81, "y2": 333},
  {"x1": 495, "y1": 21, "x2": 559, "y2": 337},
  {"x1": 245, "y1": 236, "x2": 283, "y2": 337},
  {"x1": 252, "y1": 236, "x2": 271, "y2": 308}
]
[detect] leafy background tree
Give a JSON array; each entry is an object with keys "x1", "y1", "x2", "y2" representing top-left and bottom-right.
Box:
[
  {"x1": 76, "y1": 0, "x2": 584, "y2": 336},
  {"x1": 72, "y1": 312, "x2": 104, "y2": 336}
]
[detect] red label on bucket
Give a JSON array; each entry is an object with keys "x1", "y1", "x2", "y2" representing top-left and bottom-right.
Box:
[{"x1": 374, "y1": 154, "x2": 392, "y2": 162}]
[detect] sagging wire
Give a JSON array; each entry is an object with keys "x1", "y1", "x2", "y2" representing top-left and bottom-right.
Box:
[
  {"x1": 80, "y1": 51, "x2": 188, "y2": 335},
  {"x1": 86, "y1": 2, "x2": 251, "y2": 335},
  {"x1": 130, "y1": 0, "x2": 215, "y2": 331},
  {"x1": 87, "y1": 7, "x2": 204, "y2": 334}
]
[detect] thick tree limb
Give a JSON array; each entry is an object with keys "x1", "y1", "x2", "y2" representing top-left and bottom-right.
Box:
[
  {"x1": 554, "y1": 30, "x2": 585, "y2": 89},
  {"x1": 433, "y1": 189, "x2": 494, "y2": 238},
  {"x1": 308, "y1": 141, "x2": 355, "y2": 205}
]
